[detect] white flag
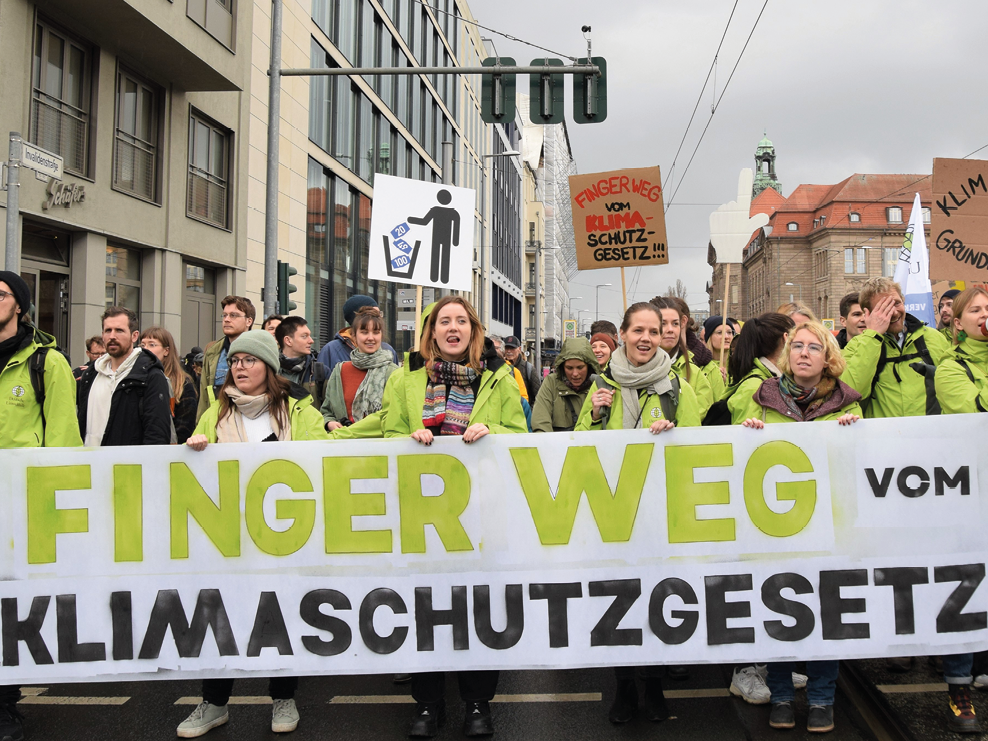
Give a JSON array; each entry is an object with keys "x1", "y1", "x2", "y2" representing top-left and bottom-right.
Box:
[{"x1": 893, "y1": 193, "x2": 936, "y2": 326}]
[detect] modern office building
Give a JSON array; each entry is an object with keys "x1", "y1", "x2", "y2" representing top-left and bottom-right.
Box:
[{"x1": 0, "y1": 0, "x2": 251, "y2": 363}]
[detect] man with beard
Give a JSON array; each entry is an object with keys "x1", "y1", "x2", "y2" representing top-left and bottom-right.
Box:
[
  {"x1": 0, "y1": 271, "x2": 82, "y2": 741},
  {"x1": 77, "y1": 306, "x2": 172, "y2": 446},
  {"x1": 842, "y1": 277, "x2": 950, "y2": 419},
  {"x1": 276, "y1": 316, "x2": 326, "y2": 407},
  {"x1": 938, "y1": 288, "x2": 962, "y2": 344}
]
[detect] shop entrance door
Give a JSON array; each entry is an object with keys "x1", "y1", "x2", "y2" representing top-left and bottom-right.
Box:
[{"x1": 20, "y1": 267, "x2": 70, "y2": 349}]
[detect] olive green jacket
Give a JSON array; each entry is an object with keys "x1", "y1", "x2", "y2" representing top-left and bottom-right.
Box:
[{"x1": 531, "y1": 338, "x2": 599, "y2": 432}]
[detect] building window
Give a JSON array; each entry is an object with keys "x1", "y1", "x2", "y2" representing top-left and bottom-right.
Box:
[
  {"x1": 30, "y1": 19, "x2": 93, "y2": 177},
  {"x1": 106, "y1": 245, "x2": 141, "y2": 311},
  {"x1": 922, "y1": 206, "x2": 931, "y2": 224},
  {"x1": 113, "y1": 68, "x2": 159, "y2": 202},
  {"x1": 185, "y1": 263, "x2": 215, "y2": 294},
  {"x1": 883, "y1": 247, "x2": 898, "y2": 277},
  {"x1": 849, "y1": 212, "x2": 861, "y2": 223},
  {"x1": 187, "y1": 110, "x2": 230, "y2": 228},
  {"x1": 887, "y1": 206, "x2": 903, "y2": 223},
  {"x1": 845, "y1": 247, "x2": 867, "y2": 274},
  {"x1": 787, "y1": 222, "x2": 798, "y2": 231},
  {"x1": 187, "y1": 0, "x2": 233, "y2": 49}
]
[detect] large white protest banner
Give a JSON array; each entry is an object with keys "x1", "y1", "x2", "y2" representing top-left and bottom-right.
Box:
[
  {"x1": 367, "y1": 175, "x2": 476, "y2": 291},
  {"x1": 1, "y1": 416, "x2": 986, "y2": 684}
]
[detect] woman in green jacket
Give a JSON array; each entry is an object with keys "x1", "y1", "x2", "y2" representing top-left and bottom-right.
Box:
[
  {"x1": 723, "y1": 313, "x2": 795, "y2": 425},
  {"x1": 932, "y1": 286, "x2": 988, "y2": 734},
  {"x1": 181, "y1": 330, "x2": 327, "y2": 737},
  {"x1": 736, "y1": 321, "x2": 860, "y2": 735},
  {"x1": 321, "y1": 305, "x2": 398, "y2": 438},
  {"x1": 647, "y1": 297, "x2": 712, "y2": 418},
  {"x1": 384, "y1": 296, "x2": 525, "y2": 738},
  {"x1": 574, "y1": 302, "x2": 699, "y2": 725},
  {"x1": 531, "y1": 337, "x2": 599, "y2": 432}
]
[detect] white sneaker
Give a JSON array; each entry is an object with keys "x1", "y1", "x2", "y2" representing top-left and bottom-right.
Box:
[
  {"x1": 754, "y1": 664, "x2": 808, "y2": 690},
  {"x1": 177, "y1": 702, "x2": 229, "y2": 738},
  {"x1": 272, "y1": 698, "x2": 299, "y2": 733},
  {"x1": 730, "y1": 665, "x2": 771, "y2": 704},
  {"x1": 974, "y1": 674, "x2": 988, "y2": 690}
]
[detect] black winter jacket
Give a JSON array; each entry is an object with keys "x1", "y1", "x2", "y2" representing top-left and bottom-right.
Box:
[{"x1": 77, "y1": 349, "x2": 173, "y2": 446}]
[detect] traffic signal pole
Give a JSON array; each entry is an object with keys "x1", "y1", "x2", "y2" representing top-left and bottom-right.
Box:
[{"x1": 264, "y1": 0, "x2": 284, "y2": 319}]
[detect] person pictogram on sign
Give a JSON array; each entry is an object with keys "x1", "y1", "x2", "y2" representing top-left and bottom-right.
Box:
[{"x1": 408, "y1": 190, "x2": 460, "y2": 284}]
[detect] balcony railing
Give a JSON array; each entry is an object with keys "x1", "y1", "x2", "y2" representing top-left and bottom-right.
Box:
[
  {"x1": 524, "y1": 282, "x2": 537, "y2": 296},
  {"x1": 525, "y1": 240, "x2": 541, "y2": 254}
]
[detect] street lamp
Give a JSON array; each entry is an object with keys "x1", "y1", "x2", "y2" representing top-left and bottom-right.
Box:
[
  {"x1": 595, "y1": 283, "x2": 612, "y2": 323},
  {"x1": 784, "y1": 282, "x2": 802, "y2": 302},
  {"x1": 568, "y1": 297, "x2": 583, "y2": 318}
]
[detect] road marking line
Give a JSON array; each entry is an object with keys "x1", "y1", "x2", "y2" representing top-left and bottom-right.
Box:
[
  {"x1": 329, "y1": 696, "x2": 415, "y2": 705},
  {"x1": 492, "y1": 693, "x2": 601, "y2": 703},
  {"x1": 21, "y1": 688, "x2": 47, "y2": 697},
  {"x1": 877, "y1": 683, "x2": 948, "y2": 694},
  {"x1": 175, "y1": 696, "x2": 273, "y2": 705},
  {"x1": 19, "y1": 697, "x2": 129, "y2": 706},
  {"x1": 665, "y1": 688, "x2": 731, "y2": 699}
]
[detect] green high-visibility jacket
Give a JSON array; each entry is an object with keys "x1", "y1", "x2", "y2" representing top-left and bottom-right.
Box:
[
  {"x1": 0, "y1": 323, "x2": 83, "y2": 448},
  {"x1": 934, "y1": 338, "x2": 988, "y2": 414},
  {"x1": 840, "y1": 313, "x2": 950, "y2": 418},
  {"x1": 726, "y1": 358, "x2": 780, "y2": 426},
  {"x1": 699, "y1": 359, "x2": 727, "y2": 406},
  {"x1": 193, "y1": 388, "x2": 331, "y2": 442},
  {"x1": 574, "y1": 369, "x2": 701, "y2": 430},
  {"x1": 671, "y1": 352, "x2": 713, "y2": 420},
  {"x1": 384, "y1": 350, "x2": 527, "y2": 437},
  {"x1": 729, "y1": 376, "x2": 864, "y2": 424}
]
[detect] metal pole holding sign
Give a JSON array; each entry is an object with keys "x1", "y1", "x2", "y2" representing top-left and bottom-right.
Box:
[
  {"x1": 263, "y1": 0, "x2": 284, "y2": 318},
  {"x1": 4, "y1": 133, "x2": 22, "y2": 273}
]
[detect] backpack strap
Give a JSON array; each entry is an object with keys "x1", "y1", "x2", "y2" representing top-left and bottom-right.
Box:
[
  {"x1": 659, "y1": 375, "x2": 681, "y2": 425},
  {"x1": 954, "y1": 355, "x2": 988, "y2": 412},
  {"x1": 29, "y1": 346, "x2": 49, "y2": 442}
]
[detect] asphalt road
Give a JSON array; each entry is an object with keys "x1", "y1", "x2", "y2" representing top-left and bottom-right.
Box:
[{"x1": 13, "y1": 664, "x2": 888, "y2": 741}]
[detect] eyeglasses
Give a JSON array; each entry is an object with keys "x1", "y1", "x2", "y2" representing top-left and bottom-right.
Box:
[
  {"x1": 229, "y1": 355, "x2": 258, "y2": 368},
  {"x1": 221, "y1": 312, "x2": 246, "y2": 320},
  {"x1": 790, "y1": 342, "x2": 824, "y2": 356},
  {"x1": 0, "y1": 290, "x2": 12, "y2": 302},
  {"x1": 141, "y1": 340, "x2": 162, "y2": 349}
]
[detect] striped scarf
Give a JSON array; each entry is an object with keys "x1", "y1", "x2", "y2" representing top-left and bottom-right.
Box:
[{"x1": 422, "y1": 360, "x2": 481, "y2": 436}]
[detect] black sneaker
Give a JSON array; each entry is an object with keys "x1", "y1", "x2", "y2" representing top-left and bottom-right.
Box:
[
  {"x1": 948, "y1": 684, "x2": 983, "y2": 734},
  {"x1": 462, "y1": 701, "x2": 494, "y2": 737},
  {"x1": 608, "y1": 679, "x2": 638, "y2": 724},
  {"x1": 666, "y1": 665, "x2": 690, "y2": 681},
  {"x1": 769, "y1": 701, "x2": 795, "y2": 730},
  {"x1": 643, "y1": 678, "x2": 669, "y2": 722},
  {"x1": 408, "y1": 701, "x2": 445, "y2": 738},
  {"x1": 807, "y1": 704, "x2": 834, "y2": 733},
  {"x1": 0, "y1": 704, "x2": 24, "y2": 741}
]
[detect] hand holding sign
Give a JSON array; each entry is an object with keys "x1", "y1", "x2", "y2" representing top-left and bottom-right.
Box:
[{"x1": 709, "y1": 168, "x2": 770, "y2": 263}]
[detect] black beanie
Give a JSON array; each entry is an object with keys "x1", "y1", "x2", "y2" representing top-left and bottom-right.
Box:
[
  {"x1": 343, "y1": 295, "x2": 378, "y2": 325},
  {"x1": 0, "y1": 271, "x2": 31, "y2": 321}
]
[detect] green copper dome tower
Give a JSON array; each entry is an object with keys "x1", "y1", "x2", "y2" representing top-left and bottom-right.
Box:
[{"x1": 752, "y1": 132, "x2": 782, "y2": 197}]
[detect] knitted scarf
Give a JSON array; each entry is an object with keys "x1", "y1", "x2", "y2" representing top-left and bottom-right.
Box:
[
  {"x1": 422, "y1": 360, "x2": 481, "y2": 436},
  {"x1": 564, "y1": 373, "x2": 593, "y2": 393},
  {"x1": 215, "y1": 387, "x2": 290, "y2": 442},
  {"x1": 607, "y1": 345, "x2": 673, "y2": 429},
  {"x1": 349, "y1": 347, "x2": 397, "y2": 421},
  {"x1": 779, "y1": 374, "x2": 837, "y2": 421}
]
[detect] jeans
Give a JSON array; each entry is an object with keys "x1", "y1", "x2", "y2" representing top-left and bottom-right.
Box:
[
  {"x1": 767, "y1": 661, "x2": 839, "y2": 706},
  {"x1": 943, "y1": 653, "x2": 974, "y2": 685},
  {"x1": 411, "y1": 671, "x2": 499, "y2": 705},
  {"x1": 201, "y1": 676, "x2": 298, "y2": 706}
]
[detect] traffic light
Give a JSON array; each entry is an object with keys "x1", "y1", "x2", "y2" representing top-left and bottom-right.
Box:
[
  {"x1": 573, "y1": 57, "x2": 607, "y2": 124},
  {"x1": 277, "y1": 260, "x2": 298, "y2": 314},
  {"x1": 481, "y1": 57, "x2": 516, "y2": 124},
  {"x1": 529, "y1": 58, "x2": 565, "y2": 124}
]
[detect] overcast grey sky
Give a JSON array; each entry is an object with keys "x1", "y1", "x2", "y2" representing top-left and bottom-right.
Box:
[{"x1": 465, "y1": 0, "x2": 988, "y2": 324}]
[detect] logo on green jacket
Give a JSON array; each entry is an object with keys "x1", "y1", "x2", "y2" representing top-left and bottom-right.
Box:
[
  {"x1": 650, "y1": 406, "x2": 662, "y2": 419},
  {"x1": 11, "y1": 385, "x2": 25, "y2": 398}
]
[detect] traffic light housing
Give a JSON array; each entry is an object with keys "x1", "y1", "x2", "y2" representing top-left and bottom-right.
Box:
[
  {"x1": 481, "y1": 57, "x2": 516, "y2": 124},
  {"x1": 573, "y1": 57, "x2": 607, "y2": 124},
  {"x1": 529, "y1": 58, "x2": 565, "y2": 124},
  {"x1": 277, "y1": 260, "x2": 298, "y2": 314}
]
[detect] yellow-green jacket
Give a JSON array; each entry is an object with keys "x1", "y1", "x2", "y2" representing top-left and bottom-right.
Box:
[
  {"x1": 730, "y1": 376, "x2": 864, "y2": 424},
  {"x1": 727, "y1": 358, "x2": 780, "y2": 426},
  {"x1": 699, "y1": 359, "x2": 726, "y2": 406},
  {"x1": 193, "y1": 387, "x2": 331, "y2": 442},
  {"x1": 1, "y1": 323, "x2": 82, "y2": 448},
  {"x1": 841, "y1": 313, "x2": 950, "y2": 418},
  {"x1": 574, "y1": 369, "x2": 701, "y2": 430},
  {"x1": 935, "y1": 338, "x2": 988, "y2": 414},
  {"x1": 671, "y1": 352, "x2": 713, "y2": 419},
  {"x1": 384, "y1": 344, "x2": 527, "y2": 437}
]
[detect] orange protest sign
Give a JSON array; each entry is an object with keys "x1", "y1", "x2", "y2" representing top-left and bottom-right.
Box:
[{"x1": 569, "y1": 166, "x2": 669, "y2": 271}]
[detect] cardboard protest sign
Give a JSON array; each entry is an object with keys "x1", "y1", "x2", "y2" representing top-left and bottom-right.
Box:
[
  {"x1": 569, "y1": 167, "x2": 668, "y2": 270},
  {"x1": 368, "y1": 175, "x2": 476, "y2": 291},
  {"x1": 931, "y1": 157, "x2": 988, "y2": 282},
  {"x1": 2, "y1": 417, "x2": 987, "y2": 685}
]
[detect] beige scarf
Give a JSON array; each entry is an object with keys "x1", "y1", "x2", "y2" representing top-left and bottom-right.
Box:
[
  {"x1": 215, "y1": 387, "x2": 290, "y2": 443},
  {"x1": 607, "y1": 345, "x2": 673, "y2": 429}
]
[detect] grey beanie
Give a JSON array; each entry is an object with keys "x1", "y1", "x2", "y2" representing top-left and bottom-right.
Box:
[{"x1": 228, "y1": 330, "x2": 280, "y2": 373}]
